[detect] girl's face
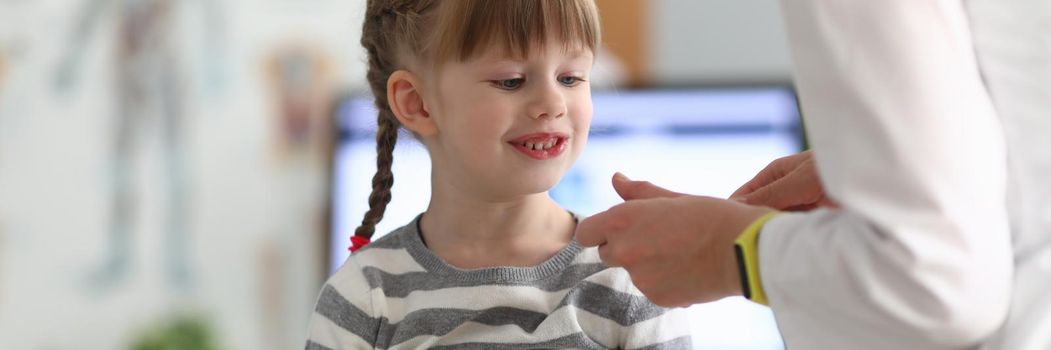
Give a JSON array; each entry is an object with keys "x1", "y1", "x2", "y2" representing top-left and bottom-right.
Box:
[{"x1": 420, "y1": 39, "x2": 594, "y2": 201}]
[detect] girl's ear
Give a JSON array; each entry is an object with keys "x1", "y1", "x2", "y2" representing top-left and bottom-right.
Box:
[{"x1": 387, "y1": 70, "x2": 437, "y2": 137}]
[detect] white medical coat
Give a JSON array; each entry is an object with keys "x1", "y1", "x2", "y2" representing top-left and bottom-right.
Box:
[{"x1": 762, "y1": 0, "x2": 1051, "y2": 348}]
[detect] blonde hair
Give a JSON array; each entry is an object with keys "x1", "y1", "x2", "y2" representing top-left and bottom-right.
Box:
[{"x1": 354, "y1": 0, "x2": 601, "y2": 241}]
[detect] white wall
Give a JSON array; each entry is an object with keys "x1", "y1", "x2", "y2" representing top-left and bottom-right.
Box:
[{"x1": 649, "y1": 0, "x2": 793, "y2": 84}]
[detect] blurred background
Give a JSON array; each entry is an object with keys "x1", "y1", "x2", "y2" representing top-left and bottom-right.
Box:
[{"x1": 0, "y1": 0, "x2": 796, "y2": 349}]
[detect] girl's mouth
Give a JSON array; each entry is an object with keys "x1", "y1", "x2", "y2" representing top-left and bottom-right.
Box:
[{"x1": 508, "y1": 133, "x2": 569, "y2": 160}]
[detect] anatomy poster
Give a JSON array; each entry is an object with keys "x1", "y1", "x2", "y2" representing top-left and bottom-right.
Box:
[{"x1": 0, "y1": 0, "x2": 365, "y2": 349}]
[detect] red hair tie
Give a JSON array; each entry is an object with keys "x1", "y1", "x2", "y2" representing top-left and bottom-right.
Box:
[{"x1": 349, "y1": 235, "x2": 371, "y2": 253}]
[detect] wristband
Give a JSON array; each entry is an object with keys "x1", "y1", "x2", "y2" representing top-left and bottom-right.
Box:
[{"x1": 733, "y1": 211, "x2": 779, "y2": 305}]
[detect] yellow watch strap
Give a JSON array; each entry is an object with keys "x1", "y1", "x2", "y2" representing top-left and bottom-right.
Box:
[{"x1": 734, "y1": 211, "x2": 780, "y2": 306}]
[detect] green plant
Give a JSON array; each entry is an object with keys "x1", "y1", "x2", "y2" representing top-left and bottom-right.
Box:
[{"x1": 129, "y1": 314, "x2": 222, "y2": 350}]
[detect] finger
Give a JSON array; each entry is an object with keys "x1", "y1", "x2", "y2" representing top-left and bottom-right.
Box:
[
  {"x1": 738, "y1": 180, "x2": 791, "y2": 209},
  {"x1": 729, "y1": 161, "x2": 787, "y2": 200},
  {"x1": 574, "y1": 213, "x2": 610, "y2": 247},
  {"x1": 730, "y1": 151, "x2": 812, "y2": 200},
  {"x1": 738, "y1": 167, "x2": 817, "y2": 209},
  {"x1": 820, "y1": 197, "x2": 841, "y2": 208},
  {"x1": 782, "y1": 195, "x2": 840, "y2": 212},
  {"x1": 612, "y1": 172, "x2": 683, "y2": 201},
  {"x1": 628, "y1": 271, "x2": 686, "y2": 307},
  {"x1": 729, "y1": 169, "x2": 771, "y2": 199},
  {"x1": 596, "y1": 243, "x2": 622, "y2": 267},
  {"x1": 783, "y1": 203, "x2": 817, "y2": 212}
]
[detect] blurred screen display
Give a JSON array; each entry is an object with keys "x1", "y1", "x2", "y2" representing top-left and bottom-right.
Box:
[{"x1": 330, "y1": 86, "x2": 800, "y2": 349}]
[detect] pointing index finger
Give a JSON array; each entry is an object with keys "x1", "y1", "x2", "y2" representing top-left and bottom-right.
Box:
[{"x1": 574, "y1": 211, "x2": 613, "y2": 247}]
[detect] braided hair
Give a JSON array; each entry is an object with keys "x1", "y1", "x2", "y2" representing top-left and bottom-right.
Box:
[{"x1": 354, "y1": 0, "x2": 436, "y2": 243}]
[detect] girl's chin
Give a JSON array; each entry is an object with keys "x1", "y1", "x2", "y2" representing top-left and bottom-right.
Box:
[
  {"x1": 483, "y1": 175, "x2": 565, "y2": 198},
  {"x1": 510, "y1": 179, "x2": 563, "y2": 195}
]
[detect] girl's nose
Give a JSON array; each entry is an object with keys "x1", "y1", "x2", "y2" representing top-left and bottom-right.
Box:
[{"x1": 528, "y1": 83, "x2": 567, "y2": 120}]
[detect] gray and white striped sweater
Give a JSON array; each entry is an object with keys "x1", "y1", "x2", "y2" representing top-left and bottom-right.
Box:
[{"x1": 305, "y1": 215, "x2": 693, "y2": 349}]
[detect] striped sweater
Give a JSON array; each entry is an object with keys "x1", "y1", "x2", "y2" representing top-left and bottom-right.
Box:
[{"x1": 306, "y1": 215, "x2": 693, "y2": 349}]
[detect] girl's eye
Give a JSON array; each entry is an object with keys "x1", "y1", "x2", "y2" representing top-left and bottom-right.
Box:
[
  {"x1": 492, "y1": 78, "x2": 525, "y2": 90},
  {"x1": 558, "y1": 75, "x2": 584, "y2": 86}
]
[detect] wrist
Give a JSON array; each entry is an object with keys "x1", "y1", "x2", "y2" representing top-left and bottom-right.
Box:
[
  {"x1": 719, "y1": 205, "x2": 774, "y2": 298},
  {"x1": 733, "y1": 210, "x2": 779, "y2": 305}
]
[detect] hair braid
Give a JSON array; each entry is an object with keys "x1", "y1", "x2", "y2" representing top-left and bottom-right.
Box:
[
  {"x1": 351, "y1": 0, "x2": 434, "y2": 245},
  {"x1": 353, "y1": 113, "x2": 398, "y2": 239}
]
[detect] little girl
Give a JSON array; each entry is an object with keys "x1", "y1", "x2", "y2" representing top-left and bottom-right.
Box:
[{"x1": 306, "y1": 1, "x2": 692, "y2": 349}]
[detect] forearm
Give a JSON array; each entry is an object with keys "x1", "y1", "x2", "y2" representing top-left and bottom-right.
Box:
[
  {"x1": 767, "y1": 0, "x2": 1012, "y2": 347},
  {"x1": 761, "y1": 210, "x2": 1010, "y2": 348}
]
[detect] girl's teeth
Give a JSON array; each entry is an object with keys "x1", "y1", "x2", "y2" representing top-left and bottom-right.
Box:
[{"x1": 521, "y1": 138, "x2": 560, "y2": 151}]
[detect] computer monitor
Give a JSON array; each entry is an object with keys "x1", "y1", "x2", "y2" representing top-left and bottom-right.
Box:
[{"x1": 330, "y1": 85, "x2": 800, "y2": 349}]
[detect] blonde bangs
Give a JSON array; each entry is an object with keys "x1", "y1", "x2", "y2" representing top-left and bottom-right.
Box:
[{"x1": 430, "y1": 0, "x2": 600, "y2": 62}]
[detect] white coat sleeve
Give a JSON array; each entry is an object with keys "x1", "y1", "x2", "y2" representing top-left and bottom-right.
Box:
[{"x1": 761, "y1": 1, "x2": 1013, "y2": 348}]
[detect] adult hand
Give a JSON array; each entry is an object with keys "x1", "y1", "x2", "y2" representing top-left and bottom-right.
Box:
[
  {"x1": 576, "y1": 173, "x2": 772, "y2": 307},
  {"x1": 730, "y1": 150, "x2": 838, "y2": 211}
]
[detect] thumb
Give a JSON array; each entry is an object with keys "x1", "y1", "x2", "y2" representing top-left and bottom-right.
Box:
[{"x1": 612, "y1": 172, "x2": 682, "y2": 201}]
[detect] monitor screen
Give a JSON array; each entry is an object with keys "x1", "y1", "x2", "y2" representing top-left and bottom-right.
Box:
[{"x1": 330, "y1": 86, "x2": 800, "y2": 349}]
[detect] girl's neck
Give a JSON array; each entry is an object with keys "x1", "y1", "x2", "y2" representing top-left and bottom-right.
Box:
[{"x1": 420, "y1": 188, "x2": 576, "y2": 270}]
